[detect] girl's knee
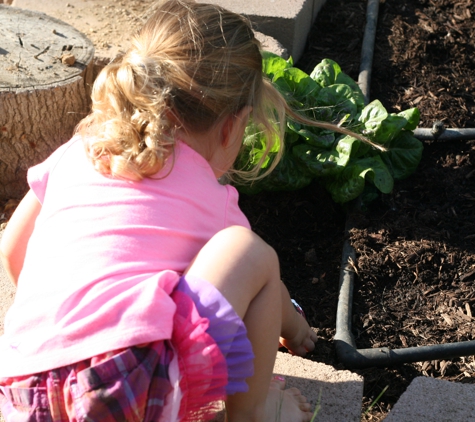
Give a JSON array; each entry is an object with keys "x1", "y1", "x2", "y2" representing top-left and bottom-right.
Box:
[
  {"x1": 189, "y1": 226, "x2": 280, "y2": 289},
  {"x1": 208, "y1": 226, "x2": 254, "y2": 247},
  {"x1": 219, "y1": 226, "x2": 280, "y2": 277},
  {"x1": 215, "y1": 225, "x2": 254, "y2": 238},
  {"x1": 213, "y1": 226, "x2": 277, "y2": 261}
]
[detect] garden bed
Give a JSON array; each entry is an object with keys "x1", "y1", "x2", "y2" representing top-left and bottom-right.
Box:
[{"x1": 240, "y1": 0, "x2": 475, "y2": 419}]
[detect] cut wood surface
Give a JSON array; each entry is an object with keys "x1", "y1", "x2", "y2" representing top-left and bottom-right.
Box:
[{"x1": 0, "y1": 5, "x2": 94, "y2": 200}]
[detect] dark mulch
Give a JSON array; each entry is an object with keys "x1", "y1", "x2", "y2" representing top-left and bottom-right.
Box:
[{"x1": 240, "y1": 0, "x2": 475, "y2": 419}]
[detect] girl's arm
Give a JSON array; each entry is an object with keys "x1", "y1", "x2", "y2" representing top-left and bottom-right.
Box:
[
  {"x1": 0, "y1": 190, "x2": 42, "y2": 286},
  {"x1": 279, "y1": 281, "x2": 317, "y2": 355}
]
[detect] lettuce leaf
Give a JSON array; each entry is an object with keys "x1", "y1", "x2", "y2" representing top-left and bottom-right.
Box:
[{"x1": 234, "y1": 54, "x2": 424, "y2": 204}]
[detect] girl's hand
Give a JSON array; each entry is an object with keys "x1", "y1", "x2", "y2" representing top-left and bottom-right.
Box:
[{"x1": 279, "y1": 313, "x2": 317, "y2": 356}]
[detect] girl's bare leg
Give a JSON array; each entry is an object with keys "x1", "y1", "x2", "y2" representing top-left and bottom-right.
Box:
[{"x1": 185, "y1": 226, "x2": 316, "y2": 422}]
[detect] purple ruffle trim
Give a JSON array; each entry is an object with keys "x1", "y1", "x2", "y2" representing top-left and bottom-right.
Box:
[{"x1": 175, "y1": 275, "x2": 254, "y2": 395}]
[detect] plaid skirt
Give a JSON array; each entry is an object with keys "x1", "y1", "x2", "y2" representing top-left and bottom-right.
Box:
[{"x1": 0, "y1": 341, "x2": 174, "y2": 422}]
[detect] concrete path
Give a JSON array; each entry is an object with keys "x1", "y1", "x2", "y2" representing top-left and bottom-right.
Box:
[
  {"x1": 9, "y1": 0, "x2": 326, "y2": 63},
  {"x1": 5, "y1": 0, "x2": 290, "y2": 81}
]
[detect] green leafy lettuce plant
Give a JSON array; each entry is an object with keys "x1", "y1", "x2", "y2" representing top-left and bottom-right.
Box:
[{"x1": 234, "y1": 52, "x2": 423, "y2": 204}]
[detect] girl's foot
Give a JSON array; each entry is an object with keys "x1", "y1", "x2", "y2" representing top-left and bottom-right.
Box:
[
  {"x1": 280, "y1": 317, "x2": 317, "y2": 356},
  {"x1": 265, "y1": 377, "x2": 313, "y2": 422}
]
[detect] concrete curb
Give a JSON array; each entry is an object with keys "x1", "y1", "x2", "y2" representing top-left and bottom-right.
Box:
[
  {"x1": 195, "y1": 0, "x2": 327, "y2": 61},
  {"x1": 384, "y1": 376, "x2": 475, "y2": 421},
  {"x1": 273, "y1": 352, "x2": 363, "y2": 421}
]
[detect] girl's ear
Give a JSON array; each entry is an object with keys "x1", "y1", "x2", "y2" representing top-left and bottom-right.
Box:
[
  {"x1": 221, "y1": 106, "x2": 253, "y2": 147},
  {"x1": 165, "y1": 109, "x2": 182, "y2": 128}
]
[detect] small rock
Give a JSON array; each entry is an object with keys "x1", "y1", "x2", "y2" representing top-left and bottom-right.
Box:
[
  {"x1": 61, "y1": 53, "x2": 76, "y2": 66},
  {"x1": 305, "y1": 248, "x2": 318, "y2": 264}
]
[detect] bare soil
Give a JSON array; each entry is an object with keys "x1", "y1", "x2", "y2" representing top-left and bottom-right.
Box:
[{"x1": 241, "y1": 0, "x2": 475, "y2": 420}]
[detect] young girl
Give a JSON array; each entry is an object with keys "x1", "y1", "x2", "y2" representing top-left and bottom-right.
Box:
[{"x1": 0, "y1": 1, "x2": 371, "y2": 421}]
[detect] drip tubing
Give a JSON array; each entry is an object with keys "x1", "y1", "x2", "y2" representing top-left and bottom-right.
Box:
[
  {"x1": 414, "y1": 127, "x2": 475, "y2": 141},
  {"x1": 334, "y1": 0, "x2": 475, "y2": 369},
  {"x1": 357, "y1": 0, "x2": 379, "y2": 104}
]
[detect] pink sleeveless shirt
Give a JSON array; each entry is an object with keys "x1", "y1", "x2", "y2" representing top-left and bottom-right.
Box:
[{"x1": 0, "y1": 137, "x2": 250, "y2": 377}]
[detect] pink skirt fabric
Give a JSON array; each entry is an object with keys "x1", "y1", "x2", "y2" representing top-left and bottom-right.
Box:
[{"x1": 171, "y1": 274, "x2": 254, "y2": 421}]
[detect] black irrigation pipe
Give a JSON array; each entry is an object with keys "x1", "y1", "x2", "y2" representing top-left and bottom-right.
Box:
[
  {"x1": 414, "y1": 126, "x2": 475, "y2": 142},
  {"x1": 357, "y1": 0, "x2": 379, "y2": 105},
  {"x1": 334, "y1": 0, "x2": 475, "y2": 369}
]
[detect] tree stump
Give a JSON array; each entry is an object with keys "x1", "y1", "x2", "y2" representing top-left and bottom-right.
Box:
[{"x1": 0, "y1": 5, "x2": 94, "y2": 200}]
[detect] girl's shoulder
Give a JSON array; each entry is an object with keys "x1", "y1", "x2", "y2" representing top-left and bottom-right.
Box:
[{"x1": 27, "y1": 136, "x2": 84, "y2": 204}]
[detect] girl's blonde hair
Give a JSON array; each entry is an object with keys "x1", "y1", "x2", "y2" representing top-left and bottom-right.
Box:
[{"x1": 78, "y1": 0, "x2": 375, "y2": 182}]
